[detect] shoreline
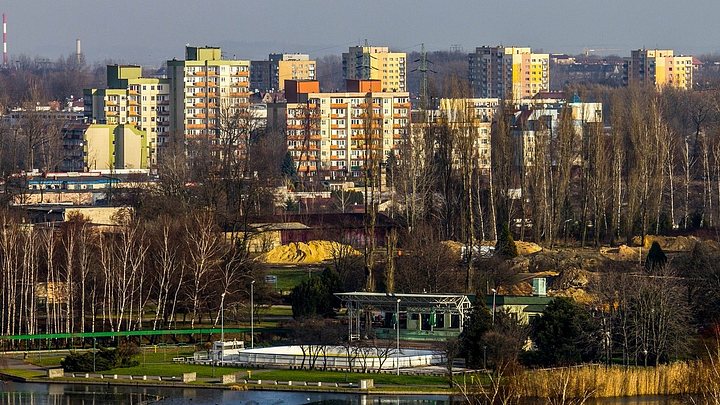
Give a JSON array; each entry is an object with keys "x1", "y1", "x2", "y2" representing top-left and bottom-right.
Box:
[{"x1": 0, "y1": 374, "x2": 454, "y2": 396}]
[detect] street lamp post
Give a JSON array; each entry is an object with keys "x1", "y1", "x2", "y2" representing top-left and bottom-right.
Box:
[
  {"x1": 220, "y1": 292, "x2": 226, "y2": 366},
  {"x1": 396, "y1": 298, "x2": 401, "y2": 376},
  {"x1": 251, "y1": 280, "x2": 255, "y2": 349},
  {"x1": 491, "y1": 289, "x2": 497, "y2": 325}
]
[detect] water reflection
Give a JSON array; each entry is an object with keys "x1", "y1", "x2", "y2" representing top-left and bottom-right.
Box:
[{"x1": 0, "y1": 381, "x2": 697, "y2": 405}]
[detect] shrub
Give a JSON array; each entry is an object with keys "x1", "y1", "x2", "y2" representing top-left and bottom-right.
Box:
[{"x1": 61, "y1": 342, "x2": 140, "y2": 372}]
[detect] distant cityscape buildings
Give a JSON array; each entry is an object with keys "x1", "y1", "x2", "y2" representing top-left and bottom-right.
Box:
[
  {"x1": 625, "y1": 49, "x2": 694, "y2": 90},
  {"x1": 49, "y1": 43, "x2": 698, "y2": 180}
]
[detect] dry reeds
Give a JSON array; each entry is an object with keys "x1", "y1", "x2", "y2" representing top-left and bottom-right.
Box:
[{"x1": 514, "y1": 362, "x2": 709, "y2": 399}]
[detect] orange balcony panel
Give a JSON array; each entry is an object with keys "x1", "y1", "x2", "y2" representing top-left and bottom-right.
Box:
[
  {"x1": 194, "y1": 113, "x2": 206, "y2": 119},
  {"x1": 233, "y1": 71, "x2": 250, "y2": 77},
  {"x1": 331, "y1": 103, "x2": 348, "y2": 109},
  {"x1": 396, "y1": 103, "x2": 411, "y2": 108},
  {"x1": 207, "y1": 92, "x2": 218, "y2": 97},
  {"x1": 187, "y1": 124, "x2": 206, "y2": 129},
  {"x1": 195, "y1": 92, "x2": 206, "y2": 98},
  {"x1": 106, "y1": 111, "x2": 118, "y2": 116},
  {"x1": 128, "y1": 90, "x2": 139, "y2": 95}
]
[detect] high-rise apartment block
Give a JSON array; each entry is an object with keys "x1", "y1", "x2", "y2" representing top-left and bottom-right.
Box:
[
  {"x1": 250, "y1": 53, "x2": 316, "y2": 92},
  {"x1": 167, "y1": 46, "x2": 250, "y2": 142},
  {"x1": 469, "y1": 46, "x2": 549, "y2": 100},
  {"x1": 283, "y1": 79, "x2": 410, "y2": 180},
  {"x1": 342, "y1": 46, "x2": 406, "y2": 92},
  {"x1": 625, "y1": 49, "x2": 693, "y2": 90},
  {"x1": 83, "y1": 65, "x2": 170, "y2": 167}
]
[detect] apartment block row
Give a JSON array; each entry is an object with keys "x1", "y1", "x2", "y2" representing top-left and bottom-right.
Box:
[
  {"x1": 277, "y1": 79, "x2": 410, "y2": 181},
  {"x1": 468, "y1": 46, "x2": 694, "y2": 101},
  {"x1": 433, "y1": 94, "x2": 603, "y2": 173},
  {"x1": 70, "y1": 44, "x2": 408, "y2": 173}
]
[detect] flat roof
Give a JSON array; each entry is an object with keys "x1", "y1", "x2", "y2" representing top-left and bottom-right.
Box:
[{"x1": 335, "y1": 292, "x2": 471, "y2": 311}]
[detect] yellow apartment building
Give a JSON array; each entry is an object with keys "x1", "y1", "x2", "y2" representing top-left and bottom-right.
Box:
[
  {"x1": 83, "y1": 65, "x2": 168, "y2": 167},
  {"x1": 167, "y1": 46, "x2": 251, "y2": 143},
  {"x1": 626, "y1": 49, "x2": 693, "y2": 90}
]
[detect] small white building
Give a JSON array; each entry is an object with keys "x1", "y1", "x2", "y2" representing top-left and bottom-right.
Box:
[{"x1": 194, "y1": 340, "x2": 245, "y2": 363}]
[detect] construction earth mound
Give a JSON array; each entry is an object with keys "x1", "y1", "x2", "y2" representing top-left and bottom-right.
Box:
[{"x1": 258, "y1": 240, "x2": 361, "y2": 265}]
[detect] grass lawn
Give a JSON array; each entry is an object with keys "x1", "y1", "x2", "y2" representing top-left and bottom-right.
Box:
[
  {"x1": 0, "y1": 369, "x2": 46, "y2": 379},
  {"x1": 270, "y1": 268, "x2": 320, "y2": 291},
  {"x1": 102, "y1": 363, "x2": 242, "y2": 378},
  {"x1": 259, "y1": 305, "x2": 293, "y2": 317}
]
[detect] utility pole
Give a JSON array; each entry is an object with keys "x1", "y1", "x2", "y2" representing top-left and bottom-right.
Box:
[{"x1": 412, "y1": 43, "x2": 436, "y2": 111}]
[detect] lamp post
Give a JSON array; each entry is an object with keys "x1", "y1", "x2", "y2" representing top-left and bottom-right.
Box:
[
  {"x1": 251, "y1": 280, "x2": 255, "y2": 349},
  {"x1": 396, "y1": 298, "x2": 401, "y2": 376},
  {"x1": 491, "y1": 289, "x2": 497, "y2": 325},
  {"x1": 221, "y1": 292, "x2": 226, "y2": 342},
  {"x1": 220, "y1": 292, "x2": 226, "y2": 365}
]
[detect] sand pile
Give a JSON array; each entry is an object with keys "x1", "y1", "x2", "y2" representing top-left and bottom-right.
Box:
[
  {"x1": 258, "y1": 240, "x2": 361, "y2": 265},
  {"x1": 632, "y1": 235, "x2": 699, "y2": 252},
  {"x1": 516, "y1": 241, "x2": 542, "y2": 255},
  {"x1": 600, "y1": 245, "x2": 643, "y2": 261}
]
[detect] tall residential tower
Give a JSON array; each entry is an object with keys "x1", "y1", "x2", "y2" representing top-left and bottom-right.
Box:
[
  {"x1": 468, "y1": 46, "x2": 549, "y2": 100},
  {"x1": 342, "y1": 46, "x2": 406, "y2": 92}
]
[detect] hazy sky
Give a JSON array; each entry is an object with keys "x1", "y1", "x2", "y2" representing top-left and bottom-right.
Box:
[{"x1": 4, "y1": 0, "x2": 719, "y2": 65}]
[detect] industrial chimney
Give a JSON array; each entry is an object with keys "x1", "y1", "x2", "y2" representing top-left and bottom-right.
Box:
[
  {"x1": 3, "y1": 13, "x2": 7, "y2": 67},
  {"x1": 75, "y1": 38, "x2": 82, "y2": 64}
]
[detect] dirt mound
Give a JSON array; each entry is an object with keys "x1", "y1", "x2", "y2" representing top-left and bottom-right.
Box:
[
  {"x1": 551, "y1": 287, "x2": 594, "y2": 304},
  {"x1": 516, "y1": 241, "x2": 542, "y2": 255},
  {"x1": 440, "y1": 240, "x2": 465, "y2": 261},
  {"x1": 632, "y1": 235, "x2": 699, "y2": 252},
  {"x1": 258, "y1": 240, "x2": 361, "y2": 265},
  {"x1": 600, "y1": 245, "x2": 643, "y2": 261}
]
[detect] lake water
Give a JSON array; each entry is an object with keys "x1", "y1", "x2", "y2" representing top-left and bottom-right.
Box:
[{"x1": 0, "y1": 381, "x2": 691, "y2": 404}]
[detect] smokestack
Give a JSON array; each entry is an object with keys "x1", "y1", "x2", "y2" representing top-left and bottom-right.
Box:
[
  {"x1": 3, "y1": 14, "x2": 7, "y2": 67},
  {"x1": 75, "y1": 38, "x2": 81, "y2": 64}
]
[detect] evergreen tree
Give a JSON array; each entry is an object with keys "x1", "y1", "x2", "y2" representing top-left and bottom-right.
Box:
[
  {"x1": 529, "y1": 297, "x2": 599, "y2": 366},
  {"x1": 495, "y1": 222, "x2": 518, "y2": 259},
  {"x1": 281, "y1": 151, "x2": 298, "y2": 181},
  {"x1": 458, "y1": 300, "x2": 493, "y2": 368},
  {"x1": 290, "y1": 267, "x2": 342, "y2": 318},
  {"x1": 645, "y1": 241, "x2": 668, "y2": 272}
]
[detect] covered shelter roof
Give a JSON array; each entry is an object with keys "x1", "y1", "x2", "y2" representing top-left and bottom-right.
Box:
[{"x1": 334, "y1": 292, "x2": 471, "y2": 312}]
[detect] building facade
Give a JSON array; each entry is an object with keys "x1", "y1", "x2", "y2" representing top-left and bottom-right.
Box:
[
  {"x1": 342, "y1": 46, "x2": 406, "y2": 92},
  {"x1": 250, "y1": 53, "x2": 316, "y2": 92},
  {"x1": 61, "y1": 123, "x2": 151, "y2": 172},
  {"x1": 625, "y1": 49, "x2": 693, "y2": 90},
  {"x1": 167, "y1": 46, "x2": 251, "y2": 145},
  {"x1": 284, "y1": 80, "x2": 410, "y2": 180},
  {"x1": 84, "y1": 65, "x2": 169, "y2": 167},
  {"x1": 469, "y1": 46, "x2": 549, "y2": 100}
]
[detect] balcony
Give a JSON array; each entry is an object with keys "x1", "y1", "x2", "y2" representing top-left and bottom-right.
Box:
[{"x1": 232, "y1": 71, "x2": 250, "y2": 77}]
